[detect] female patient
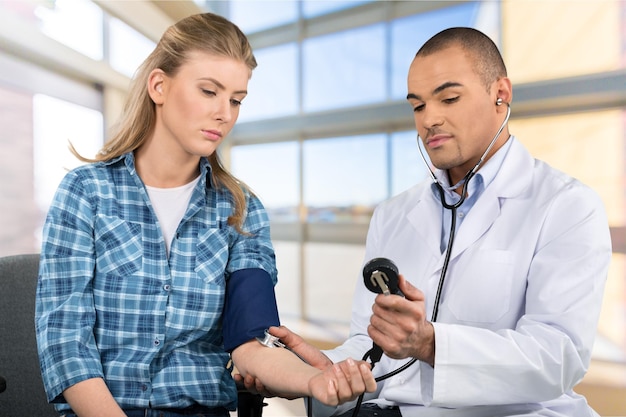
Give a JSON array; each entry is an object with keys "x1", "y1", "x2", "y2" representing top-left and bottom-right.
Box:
[{"x1": 35, "y1": 13, "x2": 375, "y2": 417}]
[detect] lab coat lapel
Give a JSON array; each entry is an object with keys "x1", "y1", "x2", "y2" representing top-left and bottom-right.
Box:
[
  {"x1": 407, "y1": 184, "x2": 444, "y2": 259},
  {"x1": 448, "y1": 138, "x2": 533, "y2": 260}
]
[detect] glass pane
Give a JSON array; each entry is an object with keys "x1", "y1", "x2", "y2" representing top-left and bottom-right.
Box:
[
  {"x1": 238, "y1": 43, "x2": 298, "y2": 122},
  {"x1": 391, "y1": 131, "x2": 429, "y2": 197},
  {"x1": 303, "y1": 24, "x2": 385, "y2": 112},
  {"x1": 229, "y1": 0, "x2": 298, "y2": 33},
  {"x1": 303, "y1": 134, "x2": 386, "y2": 222},
  {"x1": 109, "y1": 17, "x2": 156, "y2": 78},
  {"x1": 230, "y1": 141, "x2": 299, "y2": 222},
  {"x1": 304, "y1": 242, "x2": 365, "y2": 324},
  {"x1": 302, "y1": 0, "x2": 372, "y2": 18},
  {"x1": 33, "y1": 94, "x2": 104, "y2": 215},
  {"x1": 273, "y1": 240, "x2": 301, "y2": 318},
  {"x1": 34, "y1": 0, "x2": 103, "y2": 60}
]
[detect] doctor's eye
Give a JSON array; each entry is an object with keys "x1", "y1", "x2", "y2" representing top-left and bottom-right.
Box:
[{"x1": 443, "y1": 96, "x2": 460, "y2": 104}]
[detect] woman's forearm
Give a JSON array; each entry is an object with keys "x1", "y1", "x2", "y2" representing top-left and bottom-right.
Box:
[
  {"x1": 63, "y1": 378, "x2": 127, "y2": 417},
  {"x1": 232, "y1": 340, "x2": 375, "y2": 405}
]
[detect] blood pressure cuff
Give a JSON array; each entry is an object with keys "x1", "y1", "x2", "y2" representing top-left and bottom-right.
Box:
[{"x1": 223, "y1": 268, "x2": 280, "y2": 352}]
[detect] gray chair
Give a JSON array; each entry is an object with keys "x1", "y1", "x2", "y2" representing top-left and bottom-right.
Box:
[
  {"x1": 0, "y1": 253, "x2": 265, "y2": 417},
  {"x1": 0, "y1": 253, "x2": 57, "y2": 416}
]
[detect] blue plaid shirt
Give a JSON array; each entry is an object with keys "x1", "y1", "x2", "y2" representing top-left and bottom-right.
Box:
[{"x1": 35, "y1": 153, "x2": 277, "y2": 412}]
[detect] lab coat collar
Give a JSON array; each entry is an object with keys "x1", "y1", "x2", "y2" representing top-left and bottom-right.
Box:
[
  {"x1": 449, "y1": 136, "x2": 534, "y2": 259},
  {"x1": 406, "y1": 137, "x2": 534, "y2": 260}
]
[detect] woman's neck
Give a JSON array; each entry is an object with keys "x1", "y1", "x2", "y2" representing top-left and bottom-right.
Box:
[{"x1": 134, "y1": 141, "x2": 201, "y2": 188}]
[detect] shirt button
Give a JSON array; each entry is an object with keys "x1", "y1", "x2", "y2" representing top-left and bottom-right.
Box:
[
  {"x1": 458, "y1": 212, "x2": 465, "y2": 218},
  {"x1": 141, "y1": 384, "x2": 148, "y2": 391},
  {"x1": 163, "y1": 284, "x2": 171, "y2": 291},
  {"x1": 154, "y1": 339, "x2": 160, "y2": 346}
]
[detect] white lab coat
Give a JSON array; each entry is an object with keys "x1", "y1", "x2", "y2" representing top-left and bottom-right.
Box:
[{"x1": 320, "y1": 137, "x2": 611, "y2": 417}]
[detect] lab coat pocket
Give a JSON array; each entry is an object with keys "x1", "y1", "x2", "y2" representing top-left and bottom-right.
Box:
[{"x1": 447, "y1": 249, "x2": 514, "y2": 323}]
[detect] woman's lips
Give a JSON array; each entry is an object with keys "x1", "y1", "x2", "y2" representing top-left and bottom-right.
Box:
[{"x1": 201, "y1": 129, "x2": 222, "y2": 141}]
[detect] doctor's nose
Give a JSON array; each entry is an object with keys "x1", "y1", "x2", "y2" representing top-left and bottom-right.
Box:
[{"x1": 421, "y1": 108, "x2": 444, "y2": 130}]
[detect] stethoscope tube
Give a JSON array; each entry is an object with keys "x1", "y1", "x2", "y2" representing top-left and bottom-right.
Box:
[{"x1": 425, "y1": 104, "x2": 511, "y2": 320}]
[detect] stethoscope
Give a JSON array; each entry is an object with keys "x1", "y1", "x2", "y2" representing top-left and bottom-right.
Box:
[
  {"x1": 349, "y1": 100, "x2": 511, "y2": 417},
  {"x1": 417, "y1": 100, "x2": 511, "y2": 321}
]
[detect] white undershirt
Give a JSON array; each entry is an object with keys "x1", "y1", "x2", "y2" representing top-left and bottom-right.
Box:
[{"x1": 146, "y1": 175, "x2": 201, "y2": 255}]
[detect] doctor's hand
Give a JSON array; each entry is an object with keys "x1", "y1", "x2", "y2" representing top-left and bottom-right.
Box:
[
  {"x1": 368, "y1": 274, "x2": 435, "y2": 367},
  {"x1": 269, "y1": 325, "x2": 334, "y2": 370}
]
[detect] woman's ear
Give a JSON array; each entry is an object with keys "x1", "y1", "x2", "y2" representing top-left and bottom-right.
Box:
[{"x1": 148, "y1": 69, "x2": 166, "y2": 105}]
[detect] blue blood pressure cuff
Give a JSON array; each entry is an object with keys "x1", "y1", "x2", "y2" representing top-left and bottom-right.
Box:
[{"x1": 223, "y1": 268, "x2": 280, "y2": 352}]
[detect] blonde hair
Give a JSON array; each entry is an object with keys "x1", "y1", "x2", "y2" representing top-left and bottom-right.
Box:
[{"x1": 73, "y1": 13, "x2": 257, "y2": 233}]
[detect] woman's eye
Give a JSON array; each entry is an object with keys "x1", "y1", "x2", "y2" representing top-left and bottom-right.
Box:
[
  {"x1": 230, "y1": 99, "x2": 242, "y2": 107},
  {"x1": 201, "y1": 89, "x2": 216, "y2": 96},
  {"x1": 413, "y1": 104, "x2": 425, "y2": 113},
  {"x1": 443, "y1": 96, "x2": 460, "y2": 104}
]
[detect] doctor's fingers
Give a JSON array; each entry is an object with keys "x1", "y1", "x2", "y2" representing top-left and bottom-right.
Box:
[
  {"x1": 368, "y1": 320, "x2": 421, "y2": 360},
  {"x1": 398, "y1": 274, "x2": 426, "y2": 302},
  {"x1": 372, "y1": 295, "x2": 426, "y2": 323},
  {"x1": 268, "y1": 326, "x2": 332, "y2": 370}
]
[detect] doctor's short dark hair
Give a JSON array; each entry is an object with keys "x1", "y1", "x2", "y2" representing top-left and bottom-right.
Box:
[{"x1": 416, "y1": 27, "x2": 508, "y2": 92}]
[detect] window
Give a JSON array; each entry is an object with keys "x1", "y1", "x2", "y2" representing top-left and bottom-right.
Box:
[
  {"x1": 108, "y1": 17, "x2": 155, "y2": 78},
  {"x1": 304, "y1": 242, "x2": 365, "y2": 322},
  {"x1": 230, "y1": 141, "x2": 300, "y2": 222},
  {"x1": 33, "y1": 95, "x2": 103, "y2": 216},
  {"x1": 391, "y1": 131, "x2": 429, "y2": 197},
  {"x1": 302, "y1": 0, "x2": 372, "y2": 18},
  {"x1": 34, "y1": 0, "x2": 103, "y2": 60},
  {"x1": 238, "y1": 43, "x2": 299, "y2": 122},
  {"x1": 303, "y1": 24, "x2": 386, "y2": 112},
  {"x1": 303, "y1": 135, "x2": 386, "y2": 222},
  {"x1": 229, "y1": 0, "x2": 298, "y2": 33},
  {"x1": 390, "y1": 2, "x2": 486, "y2": 99}
]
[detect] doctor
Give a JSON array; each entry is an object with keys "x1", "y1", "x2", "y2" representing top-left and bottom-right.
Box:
[{"x1": 240, "y1": 27, "x2": 612, "y2": 416}]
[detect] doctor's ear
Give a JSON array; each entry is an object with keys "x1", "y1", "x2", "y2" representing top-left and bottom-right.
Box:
[
  {"x1": 494, "y1": 77, "x2": 512, "y2": 108},
  {"x1": 148, "y1": 69, "x2": 166, "y2": 104}
]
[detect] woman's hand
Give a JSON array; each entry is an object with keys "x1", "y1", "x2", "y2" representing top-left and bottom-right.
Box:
[{"x1": 308, "y1": 358, "x2": 376, "y2": 406}]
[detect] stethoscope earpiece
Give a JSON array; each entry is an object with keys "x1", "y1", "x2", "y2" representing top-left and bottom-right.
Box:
[{"x1": 496, "y1": 97, "x2": 504, "y2": 106}]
